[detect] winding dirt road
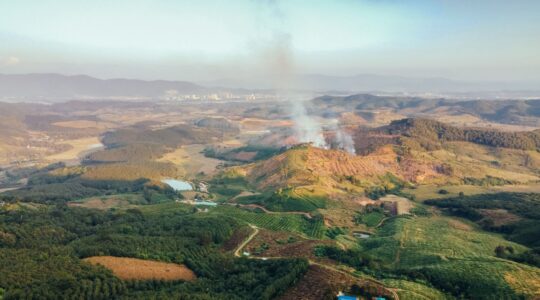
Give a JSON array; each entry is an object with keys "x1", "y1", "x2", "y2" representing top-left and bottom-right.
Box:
[{"x1": 232, "y1": 223, "x2": 399, "y2": 300}]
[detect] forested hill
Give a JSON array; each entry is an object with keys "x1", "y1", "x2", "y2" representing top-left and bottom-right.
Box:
[
  {"x1": 385, "y1": 118, "x2": 540, "y2": 150},
  {"x1": 312, "y1": 94, "x2": 540, "y2": 127}
]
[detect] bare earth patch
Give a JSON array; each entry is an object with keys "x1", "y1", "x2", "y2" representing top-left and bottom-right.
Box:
[
  {"x1": 379, "y1": 194, "x2": 413, "y2": 215},
  {"x1": 68, "y1": 196, "x2": 137, "y2": 210},
  {"x1": 83, "y1": 256, "x2": 196, "y2": 281},
  {"x1": 478, "y1": 209, "x2": 522, "y2": 226},
  {"x1": 158, "y1": 144, "x2": 223, "y2": 177}
]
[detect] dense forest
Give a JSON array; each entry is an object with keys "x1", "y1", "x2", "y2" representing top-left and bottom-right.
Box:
[
  {"x1": 386, "y1": 118, "x2": 540, "y2": 150},
  {"x1": 312, "y1": 94, "x2": 540, "y2": 127},
  {"x1": 0, "y1": 205, "x2": 308, "y2": 299}
]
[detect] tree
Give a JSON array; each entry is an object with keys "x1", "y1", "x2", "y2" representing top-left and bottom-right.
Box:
[{"x1": 495, "y1": 245, "x2": 507, "y2": 257}]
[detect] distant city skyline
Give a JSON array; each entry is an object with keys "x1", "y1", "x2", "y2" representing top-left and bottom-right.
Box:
[{"x1": 1, "y1": 0, "x2": 539, "y2": 84}]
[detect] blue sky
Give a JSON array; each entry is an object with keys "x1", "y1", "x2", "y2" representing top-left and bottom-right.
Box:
[{"x1": 0, "y1": 0, "x2": 539, "y2": 82}]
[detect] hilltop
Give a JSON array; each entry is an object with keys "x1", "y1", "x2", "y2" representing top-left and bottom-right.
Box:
[{"x1": 216, "y1": 119, "x2": 540, "y2": 212}]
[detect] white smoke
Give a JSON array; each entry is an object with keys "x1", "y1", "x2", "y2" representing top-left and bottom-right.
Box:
[
  {"x1": 289, "y1": 96, "x2": 328, "y2": 148},
  {"x1": 255, "y1": 1, "x2": 330, "y2": 149},
  {"x1": 327, "y1": 119, "x2": 356, "y2": 154}
]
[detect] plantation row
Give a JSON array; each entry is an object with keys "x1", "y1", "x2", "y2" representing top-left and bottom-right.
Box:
[{"x1": 212, "y1": 206, "x2": 326, "y2": 238}]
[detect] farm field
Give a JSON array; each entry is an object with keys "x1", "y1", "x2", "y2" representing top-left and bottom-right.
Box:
[
  {"x1": 83, "y1": 256, "x2": 196, "y2": 281},
  {"x1": 158, "y1": 144, "x2": 224, "y2": 178},
  {"x1": 68, "y1": 194, "x2": 145, "y2": 210}
]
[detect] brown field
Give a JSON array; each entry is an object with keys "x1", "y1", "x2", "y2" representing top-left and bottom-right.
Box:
[
  {"x1": 157, "y1": 144, "x2": 223, "y2": 177},
  {"x1": 68, "y1": 194, "x2": 143, "y2": 210},
  {"x1": 83, "y1": 256, "x2": 196, "y2": 281},
  {"x1": 45, "y1": 137, "x2": 103, "y2": 162},
  {"x1": 246, "y1": 230, "x2": 335, "y2": 262}
]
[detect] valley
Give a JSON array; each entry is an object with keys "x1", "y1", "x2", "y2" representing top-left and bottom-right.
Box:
[{"x1": 1, "y1": 94, "x2": 539, "y2": 300}]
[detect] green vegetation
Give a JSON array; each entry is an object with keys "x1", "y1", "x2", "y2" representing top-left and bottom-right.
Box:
[
  {"x1": 354, "y1": 205, "x2": 389, "y2": 227},
  {"x1": 0, "y1": 204, "x2": 308, "y2": 299},
  {"x1": 382, "y1": 279, "x2": 452, "y2": 300},
  {"x1": 365, "y1": 173, "x2": 410, "y2": 200},
  {"x1": 425, "y1": 192, "x2": 540, "y2": 248},
  {"x1": 317, "y1": 214, "x2": 539, "y2": 299},
  {"x1": 236, "y1": 188, "x2": 327, "y2": 212},
  {"x1": 0, "y1": 176, "x2": 179, "y2": 205},
  {"x1": 210, "y1": 206, "x2": 325, "y2": 238},
  {"x1": 204, "y1": 145, "x2": 285, "y2": 162},
  {"x1": 462, "y1": 176, "x2": 517, "y2": 186},
  {"x1": 388, "y1": 118, "x2": 540, "y2": 151},
  {"x1": 325, "y1": 227, "x2": 346, "y2": 239}
]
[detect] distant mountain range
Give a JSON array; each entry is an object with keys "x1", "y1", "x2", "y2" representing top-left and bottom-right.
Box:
[
  {"x1": 1, "y1": 73, "x2": 539, "y2": 102},
  {"x1": 203, "y1": 74, "x2": 540, "y2": 95},
  {"x1": 0, "y1": 73, "x2": 208, "y2": 101}
]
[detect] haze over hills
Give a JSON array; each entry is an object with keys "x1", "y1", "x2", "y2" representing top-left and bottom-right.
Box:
[
  {"x1": 2, "y1": 73, "x2": 540, "y2": 102},
  {"x1": 0, "y1": 73, "x2": 208, "y2": 101},
  {"x1": 202, "y1": 73, "x2": 540, "y2": 96}
]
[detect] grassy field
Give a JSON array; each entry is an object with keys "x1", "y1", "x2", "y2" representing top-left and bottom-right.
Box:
[
  {"x1": 404, "y1": 183, "x2": 540, "y2": 202},
  {"x1": 382, "y1": 279, "x2": 451, "y2": 300},
  {"x1": 360, "y1": 215, "x2": 540, "y2": 298},
  {"x1": 358, "y1": 211, "x2": 385, "y2": 227}
]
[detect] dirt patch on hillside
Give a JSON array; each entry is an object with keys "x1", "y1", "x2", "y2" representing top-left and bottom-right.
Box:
[
  {"x1": 479, "y1": 209, "x2": 522, "y2": 226},
  {"x1": 277, "y1": 265, "x2": 392, "y2": 300},
  {"x1": 83, "y1": 256, "x2": 196, "y2": 281},
  {"x1": 447, "y1": 219, "x2": 472, "y2": 231},
  {"x1": 68, "y1": 197, "x2": 134, "y2": 210},
  {"x1": 246, "y1": 230, "x2": 335, "y2": 262}
]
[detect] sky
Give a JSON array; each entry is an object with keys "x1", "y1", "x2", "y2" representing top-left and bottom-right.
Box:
[{"x1": 0, "y1": 0, "x2": 539, "y2": 83}]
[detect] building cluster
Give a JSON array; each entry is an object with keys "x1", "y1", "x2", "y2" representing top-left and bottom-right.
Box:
[{"x1": 162, "y1": 90, "x2": 277, "y2": 102}]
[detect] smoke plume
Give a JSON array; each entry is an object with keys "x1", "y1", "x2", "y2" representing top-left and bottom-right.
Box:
[
  {"x1": 257, "y1": 0, "x2": 329, "y2": 149},
  {"x1": 328, "y1": 119, "x2": 356, "y2": 154}
]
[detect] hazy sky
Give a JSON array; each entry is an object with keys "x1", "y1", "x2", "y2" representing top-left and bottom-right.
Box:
[{"x1": 0, "y1": 0, "x2": 539, "y2": 82}]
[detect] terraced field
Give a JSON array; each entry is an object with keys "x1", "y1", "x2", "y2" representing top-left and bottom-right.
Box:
[{"x1": 211, "y1": 206, "x2": 326, "y2": 238}]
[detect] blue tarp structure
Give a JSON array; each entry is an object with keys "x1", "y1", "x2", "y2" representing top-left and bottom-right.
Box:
[{"x1": 337, "y1": 296, "x2": 357, "y2": 300}]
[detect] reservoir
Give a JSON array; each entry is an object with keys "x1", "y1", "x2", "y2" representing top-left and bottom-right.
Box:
[{"x1": 162, "y1": 179, "x2": 193, "y2": 191}]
